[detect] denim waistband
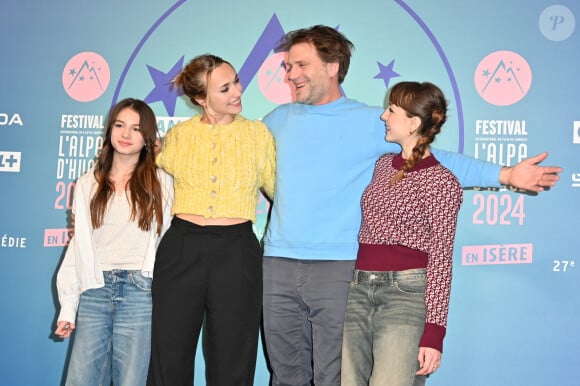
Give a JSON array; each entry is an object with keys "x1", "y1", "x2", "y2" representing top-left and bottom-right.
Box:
[
  {"x1": 352, "y1": 268, "x2": 426, "y2": 284},
  {"x1": 171, "y1": 216, "x2": 253, "y2": 236},
  {"x1": 101, "y1": 270, "x2": 141, "y2": 281}
]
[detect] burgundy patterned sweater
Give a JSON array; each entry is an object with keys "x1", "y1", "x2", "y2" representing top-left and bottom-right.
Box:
[{"x1": 356, "y1": 153, "x2": 463, "y2": 352}]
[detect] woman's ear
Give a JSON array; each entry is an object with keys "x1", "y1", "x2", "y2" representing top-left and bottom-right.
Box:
[
  {"x1": 194, "y1": 97, "x2": 206, "y2": 108},
  {"x1": 410, "y1": 116, "x2": 422, "y2": 134}
]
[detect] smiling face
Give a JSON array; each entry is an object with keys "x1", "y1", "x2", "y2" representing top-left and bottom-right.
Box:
[
  {"x1": 110, "y1": 107, "x2": 145, "y2": 160},
  {"x1": 196, "y1": 62, "x2": 243, "y2": 124},
  {"x1": 285, "y1": 42, "x2": 340, "y2": 105}
]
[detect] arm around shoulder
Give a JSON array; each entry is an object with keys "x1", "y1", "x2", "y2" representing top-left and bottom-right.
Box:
[
  {"x1": 258, "y1": 121, "x2": 276, "y2": 200},
  {"x1": 157, "y1": 168, "x2": 175, "y2": 238}
]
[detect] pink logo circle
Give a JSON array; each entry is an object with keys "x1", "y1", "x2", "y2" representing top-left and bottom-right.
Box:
[
  {"x1": 62, "y1": 52, "x2": 110, "y2": 102},
  {"x1": 258, "y1": 52, "x2": 292, "y2": 104},
  {"x1": 474, "y1": 51, "x2": 532, "y2": 106}
]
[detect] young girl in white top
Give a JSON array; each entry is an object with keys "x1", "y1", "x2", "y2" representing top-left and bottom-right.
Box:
[{"x1": 55, "y1": 98, "x2": 173, "y2": 386}]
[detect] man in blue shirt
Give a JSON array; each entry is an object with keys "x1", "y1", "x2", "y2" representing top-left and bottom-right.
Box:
[{"x1": 261, "y1": 25, "x2": 561, "y2": 386}]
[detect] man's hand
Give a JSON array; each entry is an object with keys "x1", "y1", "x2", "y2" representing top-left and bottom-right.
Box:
[{"x1": 499, "y1": 152, "x2": 562, "y2": 192}]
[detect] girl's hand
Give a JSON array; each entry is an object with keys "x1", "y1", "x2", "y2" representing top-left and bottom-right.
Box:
[
  {"x1": 416, "y1": 346, "x2": 442, "y2": 376},
  {"x1": 55, "y1": 320, "x2": 75, "y2": 339}
]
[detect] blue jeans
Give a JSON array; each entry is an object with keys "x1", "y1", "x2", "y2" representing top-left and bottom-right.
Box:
[
  {"x1": 65, "y1": 270, "x2": 152, "y2": 386},
  {"x1": 263, "y1": 257, "x2": 356, "y2": 386},
  {"x1": 341, "y1": 269, "x2": 427, "y2": 386}
]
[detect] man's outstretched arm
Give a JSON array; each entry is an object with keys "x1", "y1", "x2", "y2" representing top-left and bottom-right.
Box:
[{"x1": 499, "y1": 152, "x2": 562, "y2": 192}]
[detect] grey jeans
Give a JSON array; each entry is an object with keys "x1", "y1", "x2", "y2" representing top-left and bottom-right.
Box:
[
  {"x1": 262, "y1": 256, "x2": 356, "y2": 386},
  {"x1": 341, "y1": 269, "x2": 428, "y2": 386}
]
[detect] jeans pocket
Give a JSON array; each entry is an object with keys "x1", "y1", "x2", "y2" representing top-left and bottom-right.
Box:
[
  {"x1": 394, "y1": 277, "x2": 426, "y2": 295},
  {"x1": 129, "y1": 271, "x2": 153, "y2": 292}
]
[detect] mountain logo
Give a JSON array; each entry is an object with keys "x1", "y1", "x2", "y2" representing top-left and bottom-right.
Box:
[
  {"x1": 474, "y1": 50, "x2": 532, "y2": 106},
  {"x1": 62, "y1": 52, "x2": 111, "y2": 102}
]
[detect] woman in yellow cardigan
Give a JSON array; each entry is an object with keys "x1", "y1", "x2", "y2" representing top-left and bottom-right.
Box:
[{"x1": 147, "y1": 54, "x2": 275, "y2": 386}]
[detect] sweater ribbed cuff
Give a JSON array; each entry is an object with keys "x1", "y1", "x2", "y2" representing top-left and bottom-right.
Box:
[{"x1": 419, "y1": 323, "x2": 446, "y2": 352}]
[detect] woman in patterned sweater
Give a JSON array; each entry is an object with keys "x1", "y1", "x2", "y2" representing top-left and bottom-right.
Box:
[{"x1": 341, "y1": 81, "x2": 463, "y2": 385}]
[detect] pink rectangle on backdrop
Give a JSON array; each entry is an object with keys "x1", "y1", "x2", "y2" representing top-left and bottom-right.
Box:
[
  {"x1": 462, "y1": 243, "x2": 533, "y2": 265},
  {"x1": 44, "y1": 228, "x2": 73, "y2": 247}
]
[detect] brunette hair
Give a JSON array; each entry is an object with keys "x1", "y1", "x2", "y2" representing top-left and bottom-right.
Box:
[
  {"x1": 90, "y1": 98, "x2": 164, "y2": 234},
  {"x1": 174, "y1": 54, "x2": 233, "y2": 105},
  {"x1": 277, "y1": 25, "x2": 354, "y2": 84},
  {"x1": 388, "y1": 81, "x2": 448, "y2": 184}
]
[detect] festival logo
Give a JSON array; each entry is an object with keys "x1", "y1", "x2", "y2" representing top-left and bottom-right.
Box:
[
  {"x1": 474, "y1": 50, "x2": 532, "y2": 106},
  {"x1": 62, "y1": 52, "x2": 111, "y2": 102},
  {"x1": 473, "y1": 119, "x2": 529, "y2": 166}
]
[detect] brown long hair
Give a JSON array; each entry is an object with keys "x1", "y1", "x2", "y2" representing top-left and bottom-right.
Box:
[
  {"x1": 277, "y1": 25, "x2": 354, "y2": 84},
  {"x1": 90, "y1": 98, "x2": 164, "y2": 234},
  {"x1": 388, "y1": 81, "x2": 448, "y2": 184}
]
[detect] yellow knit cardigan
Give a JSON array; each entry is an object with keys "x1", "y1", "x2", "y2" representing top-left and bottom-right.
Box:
[{"x1": 156, "y1": 114, "x2": 275, "y2": 223}]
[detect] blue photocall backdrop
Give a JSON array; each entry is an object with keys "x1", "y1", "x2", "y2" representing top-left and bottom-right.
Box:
[{"x1": 0, "y1": 1, "x2": 578, "y2": 385}]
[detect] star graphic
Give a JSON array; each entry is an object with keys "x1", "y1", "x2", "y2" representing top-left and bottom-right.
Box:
[
  {"x1": 373, "y1": 60, "x2": 400, "y2": 89},
  {"x1": 144, "y1": 56, "x2": 185, "y2": 116}
]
